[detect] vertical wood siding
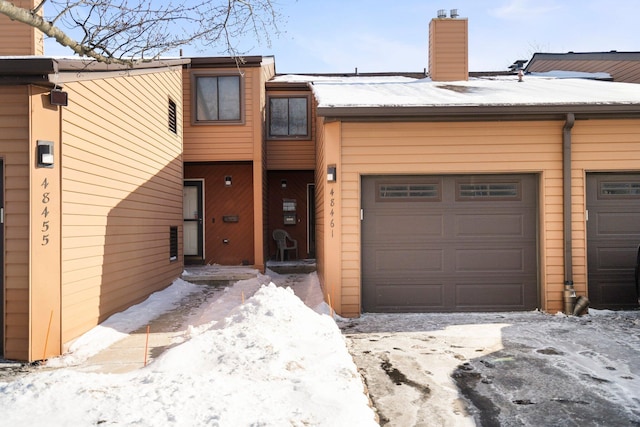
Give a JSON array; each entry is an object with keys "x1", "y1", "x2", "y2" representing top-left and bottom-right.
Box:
[
  {"x1": 266, "y1": 171, "x2": 314, "y2": 259},
  {"x1": 572, "y1": 118, "x2": 640, "y2": 301},
  {"x1": 60, "y1": 68, "x2": 184, "y2": 345},
  {"x1": 336, "y1": 120, "x2": 565, "y2": 316},
  {"x1": 183, "y1": 67, "x2": 257, "y2": 162},
  {"x1": 0, "y1": 87, "x2": 30, "y2": 359},
  {"x1": 184, "y1": 163, "x2": 255, "y2": 265}
]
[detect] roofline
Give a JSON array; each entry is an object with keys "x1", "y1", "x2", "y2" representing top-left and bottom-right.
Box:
[
  {"x1": 55, "y1": 57, "x2": 190, "y2": 71},
  {"x1": 317, "y1": 104, "x2": 640, "y2": 122},
  {"x1": 188, "y1": 56, "x2": 274, "y2": 68},
  {"x1": 525, "y1": 51, "x2": 640, "y2": 72},
  {"x1": 0, "y1": 57, "x2": 190, "y2": 86}
]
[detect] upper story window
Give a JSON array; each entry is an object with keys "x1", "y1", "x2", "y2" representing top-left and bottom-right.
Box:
[
  {"x1": 268, "y1": 96, "x2": 309, "y2": 138},
  {"x1": 194, "y1": 75, "x2": 241, "y2": 123}
]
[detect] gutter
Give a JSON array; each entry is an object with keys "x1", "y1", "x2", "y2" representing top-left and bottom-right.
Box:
[
  {"x1": 316, "y1": 104, "x2": 640, "y2": 122},
  {"x1": 563, "y1": 113, "x2": 576, "y2": 312}
]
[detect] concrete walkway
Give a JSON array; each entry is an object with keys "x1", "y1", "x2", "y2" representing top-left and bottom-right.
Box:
[
  {"x1": 74, "y1": 285, "x2": 225, "y2": 373},
  {"x1": 71, "y1": 265, "x2": 319, "y2": 374}
]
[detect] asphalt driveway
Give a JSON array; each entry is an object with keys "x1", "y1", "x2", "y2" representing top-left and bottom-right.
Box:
[{"x1": 340, "y1": 310, "x2": 640, "y2": 426}]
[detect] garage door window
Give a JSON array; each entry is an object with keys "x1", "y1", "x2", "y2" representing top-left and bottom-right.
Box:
[
  {"x1": 600, "y1": 180, "x2": 640, "y2": 198},
  {"x1": 457, "y1": 181, "x2": 520, "y2": 200},
  {"x1": 377, "y1": 182, "x2": 440, "y2": 201}
]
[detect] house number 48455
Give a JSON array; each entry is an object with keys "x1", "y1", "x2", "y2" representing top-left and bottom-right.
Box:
[{"x1": 41, "y1": 178, "x2": 51, "y2": 246}]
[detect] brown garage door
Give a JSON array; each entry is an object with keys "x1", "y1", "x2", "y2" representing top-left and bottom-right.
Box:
[
  {"x1": 362, "y1": 174, "x2": 538, "y2": 312},
  {"x1": 587, "y1": 173, "x2": 640, "y2": 310}
]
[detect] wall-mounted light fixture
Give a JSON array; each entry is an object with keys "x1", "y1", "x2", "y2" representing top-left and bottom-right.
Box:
[
  {"x1": 50, "y1": 89, "x2": 68, "y2": 106},
  {"x1": 281, "y1": 179, "x2": 287, "y2": 189},
  {"x1": 327, "y1": 165, "x2": 337, "y2": 182},
  {"x1": 224, "y1": 175, "x2": 232, "y2": 187},
  {"x1": 37, "y1": 140, "x2": 54, "y2": 168}
]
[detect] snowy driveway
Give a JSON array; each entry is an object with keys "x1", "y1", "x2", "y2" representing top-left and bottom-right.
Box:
[{"x1": 340, "y1": 310, "x2": 640, "y2": 426}]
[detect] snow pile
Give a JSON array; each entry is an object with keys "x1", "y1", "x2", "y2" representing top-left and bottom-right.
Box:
[{"x1": 0, "y1": 282, "x2": 377, "y2": 427}]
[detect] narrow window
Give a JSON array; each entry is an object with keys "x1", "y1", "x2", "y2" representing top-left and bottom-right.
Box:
[
  {"x1": 600, "y1": 180, "x2": 640, "y2": 198},
  {"x1": 195, "y1": 75, "x2": 241, "y2": 122},
  {"x1": 268, "y1": 96, "x2": 309, "y2": 138},
  {"x1": 457, "y1": 182, "x2": 520, "y2": 200},
  {"x1": 376, "y1": 180, "x2": 441, "y2": 202},
  {"x1": 169, "y1": 226, "x2": 178, "y2": 261},
  {"x1": 168, "y1": 98, "x2": 177, "y2": 134}
]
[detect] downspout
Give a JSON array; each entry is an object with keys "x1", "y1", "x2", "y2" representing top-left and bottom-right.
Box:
[{"x1": 563, "y1": 113, "x2": 576, "y2": 314}]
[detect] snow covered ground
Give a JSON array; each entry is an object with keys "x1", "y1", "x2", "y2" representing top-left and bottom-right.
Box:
[
  {"x1": 341, "y1": 309, "x2": 640, "y2": 426},
  {"x1": 1, "y1": 270, "x2": 638, "y2": 426},
  {"x1": 0, "y1": 272, "x2": 378, "y2": 427}
]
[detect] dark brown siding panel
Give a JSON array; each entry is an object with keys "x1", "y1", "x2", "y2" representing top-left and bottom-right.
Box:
[
  {"x1": 266, "y1": 170, "x2": 314, "y2": 260},
  {"x1": 184, "y1": 162, "x2": 254, "y2": 265}
]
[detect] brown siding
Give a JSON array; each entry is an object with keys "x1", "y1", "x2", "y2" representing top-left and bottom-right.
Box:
[
  {"x1": 60, "y1": 68, "x2": 184, "y2": 347},
  {"x1": 317, "y1": 121, "x2": 343, "y2": 315},
  {"x1": 572, "y1": 118, "x2": 640, "y2": 302},
  {"x1": 183, "y1": 67, "x2": 258, "y2": 162},
  {"x1": 266, "y1": 171, "x2": 314, "y2": 259},
  {"x1": 429, "y1": 18, "x2": 468, "y2": 82},
  {"x1": 314, "y1": 117, "x2": 327, "y2": 304},
  {"x1": 266, "y1": 89, "x2": 316, "y2": 170},
  {"x1": 0, "y1": 0, "x2": 44, "y2": 55},
  {"x1": 0, "y1": 86, "x2": 30, "y2": 359},
  {"x1": 29, "y1": 86, "x2": 62, "y2": 361},
  {"x1": 330, "y1": 120, "x2": 566, "y2": 316},
  {"x1": 252, "y1": 61, "x2": 274, "y2": 272},
  {"x1": 184, "y1": 163, "x2": 254, "y2": 265},
  {"x1": 183, "y1": 61, "x2": 273, "y2": 270},
  {"x1": 267, "y1": 140, "x2": 316, "y2": 170}
]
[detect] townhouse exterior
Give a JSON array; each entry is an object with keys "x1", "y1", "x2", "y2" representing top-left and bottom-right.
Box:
[
  {"x1": 2, "y1": 7, "x2": 640, "y2": 361},
  {"x1": 0, "y1": 3, "x2": 186, "y2": 361}
]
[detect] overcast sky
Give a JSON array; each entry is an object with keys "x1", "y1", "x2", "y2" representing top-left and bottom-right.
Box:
[{"x1": 44, "y1": 0, "x2": 639, "y2": 74}]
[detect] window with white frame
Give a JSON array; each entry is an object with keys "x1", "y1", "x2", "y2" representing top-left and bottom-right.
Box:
[{"x1": 194, "y1": 75, "x2": 241, "y2": 122}]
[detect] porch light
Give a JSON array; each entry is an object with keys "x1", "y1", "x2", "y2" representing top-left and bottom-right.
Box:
[
  {"x1": 37, "y1": 140, "x2": 54, "y2": 168},
  {"x1": 224, "y1": 175, "x2": 232, "y2": 186},
  {"x1": 50, "y1": 89, "x2": 68, "y2": 106},
  {"x1": 281, "y1": 179, "x2": 287, "y2": 189},
  {"x1": 327, "y1": 165, "x2": 337, "y2": 182}
]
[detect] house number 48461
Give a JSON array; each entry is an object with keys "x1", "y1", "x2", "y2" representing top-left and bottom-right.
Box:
[{"x1": 41, "y1": 178, "x2": 51, "y2": 246}]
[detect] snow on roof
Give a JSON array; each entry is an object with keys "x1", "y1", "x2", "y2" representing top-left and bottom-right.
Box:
[
  {"x1": 271, "y1": 74, "x2": 419, "y2": 84},
  {"x1": 528, "y1": 70, "x2": 612, "y2": 80},
  {"x1": 308, "y1": 75, "x2": 640, "y2": 109}
]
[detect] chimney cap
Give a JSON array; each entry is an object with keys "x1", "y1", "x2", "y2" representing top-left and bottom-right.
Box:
[
  {"x1": 437, "y1": 9, "x2": 447, "y2": 18},
  {"x1": 508, "y1": 59, "x2": 529, "y2": 71},
  {"x1": 450, "y1": 9, "x2": 459, "y2": 18}
]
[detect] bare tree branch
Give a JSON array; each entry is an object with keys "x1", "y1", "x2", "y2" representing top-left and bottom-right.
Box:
[{"x1": 0, "y1": 0, "x2": 283, "y2": 65}]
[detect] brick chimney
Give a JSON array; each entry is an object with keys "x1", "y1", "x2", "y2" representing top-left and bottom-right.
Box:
[
  {"x1": 0, "y1": 0, "x2": 44, "y2": 56},
  {"x1": 428, "y1": 9, "x2": 468, "y2": 81}
]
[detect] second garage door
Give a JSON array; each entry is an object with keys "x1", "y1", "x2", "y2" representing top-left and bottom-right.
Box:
[{"x1": 362, "y1": 174, "x2": 539, "y2": 312}]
